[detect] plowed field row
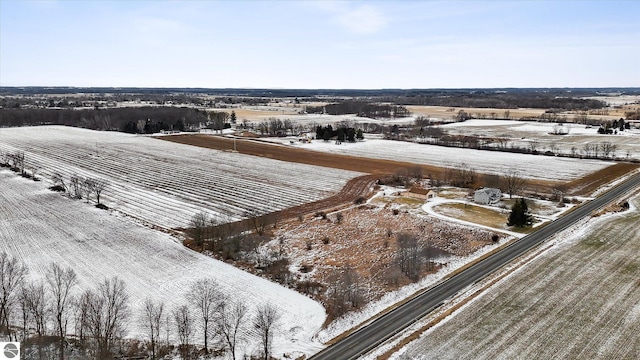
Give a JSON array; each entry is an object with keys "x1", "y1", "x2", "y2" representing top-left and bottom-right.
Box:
[{"x1": 0, "y1": 126, "x2": 363, "y2": 229}]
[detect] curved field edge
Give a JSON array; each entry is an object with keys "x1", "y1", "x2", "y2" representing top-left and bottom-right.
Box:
[
  {"x1": 0, "y1": 170, "x2": 326, "y2": 356},
  {"x1": 393, "y1": 195, "x2": 640, "y2": 360}
]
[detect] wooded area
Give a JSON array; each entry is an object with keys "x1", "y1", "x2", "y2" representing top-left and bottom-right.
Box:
[{"x1": 0, "y1": 107, "x2": 209, "y2": 132}]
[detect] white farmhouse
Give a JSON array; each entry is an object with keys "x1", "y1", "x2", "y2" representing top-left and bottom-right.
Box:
[{"x1": 474, "y1": 188, "x2": 502, "y2": 205}]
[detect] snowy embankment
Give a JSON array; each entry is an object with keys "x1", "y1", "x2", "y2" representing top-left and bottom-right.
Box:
[
  {"x1": 268, "y1": 138, "x2": 614, "y2": 181},
  {"x1": 0, "y1": 170, "x2": 325, "y2": 356},
  {"x1": 0, "y1": 126, "x2": 363, "y2": 229}
]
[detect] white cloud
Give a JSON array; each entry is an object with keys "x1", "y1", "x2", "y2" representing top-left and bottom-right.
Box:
[
  {"x1": 312, "y1": 1, "x2": 389, "y2": 34},
  {"x1": 334, "y1": 4, "x2": 388, "y2": 34}
]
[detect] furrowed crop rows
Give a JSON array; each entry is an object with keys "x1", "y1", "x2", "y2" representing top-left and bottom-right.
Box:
[
  {"x1": 0, "y1": 127, "x2": 363, "y2": 229},
  {"x1": 0, "y1": 170, "x2": 326, "y2": 348},
  {"x1": 296, "y1": 139, "x2": 614, "y2": 181}
]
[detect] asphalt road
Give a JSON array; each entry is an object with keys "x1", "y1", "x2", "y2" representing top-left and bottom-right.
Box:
[{"x1": 311, "y1": 172, "x2": 640, "y2": 360}]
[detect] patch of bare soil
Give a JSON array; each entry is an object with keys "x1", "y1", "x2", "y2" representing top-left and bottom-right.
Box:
[
  {"x1": 565, "y1": 162, "x2": 639, "y2": 196},
  {"x1": 161, "y1": 134, "x2": 450, "y2": 176},
  {"x1": 160, "y1": 134, "x2": 563, "y2": 191}
]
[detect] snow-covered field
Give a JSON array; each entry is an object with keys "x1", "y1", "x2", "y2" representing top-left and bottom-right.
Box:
[
  {"x1": 0, "y1": 126, "x2": 363, "y2": 229},
  {"x1": 392, "y1": 196, "x2": 640, "y2": 359},
  {"x1": 440, "y1": 119, "x2": 640, "y2": 161},
  {"x1": 265, "y1": 137, "x2": 614, "y2": 181},
  {"x1": 0, "y1": 170, "x2": 325, "y2": 357}
]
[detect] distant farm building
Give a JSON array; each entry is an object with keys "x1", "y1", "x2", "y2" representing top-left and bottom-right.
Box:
[
  {"x1": 474, "y1": 188, "x2": 502, "y2": 205},
  {"x1": 406, "y1": 187, "x2": 436, "y2": 201}
]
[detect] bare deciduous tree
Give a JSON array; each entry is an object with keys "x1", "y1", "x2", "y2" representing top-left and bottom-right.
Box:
[
  {"x1": 600, "y1": 141, "x2": 616, "y2": 159},
  {"x1": 217, "y1": 299, "x2": 247, "y2": 360},
  {"x1": 552, "y1": 184, "x2": 568, "y2": 203},
  {"x1": 496, "y1": 136, "x2": 509, "y2": 149},
  {"x1": 570, "y1": 146, "x2": 578, "y2": 157},
  {"x1": 18, "y1": 287, "x2": 30, "y2": 342},
  {"x1": 503, "y1": 170, "x2": 525, "y2": 199},
  {"x1": 189, "y1": 212, "x2": 209, "y2": 248},
  {"x1": 21, "y1": 281, "x2": 49, "y2": 359},
  {"x1": 453, "y1": 163, "x2": 476, "y2": 187},
  {"x1": 83, "y1": 277, "x2": 130, "y2": 358},
  {"x1": 396, "y1": 233, "x2": 422, "y2": 281},
  {"x1": 254, "y1": 303, "x2": 280, "y2": 360},
  {"x1": 342, "y1": 265, "x2": 363, "y2": 309},
  {"x1": 245, "y1": 210, "x2": 271, "y2": 236},
  {"x1": 47, "y1": 263, "x2": 78, "y2": 360},
  {"x1": 52, "y1": 172, "x2": 69, "y2": 193},
  {"x1": 87, "y1": 178, "x2": 109, "y2": 205},
  {"x1": 186, "y1": 278, "x2": 222, "y2": 354},
  {"x1": 173, "y1": 305, "x2": 193, "y2": 360},
  {"x1": 8, "y1": 151, "x2": 25, "y2": 174},
  {"x1": 583, "y1": 143, "x2": 594, "y2": 158},
  {"x1": 482, "y1": 174, "x2": 501, "y2": 189},
  {"x1": 69, "y1": 174, "x2": 83, "y2": 199},
  {"x1": 22, "y1": 281, "x2": 49, "y2": 337},
  {"x1": 26, "y1": 163, "x2": 41, "y2": 180},
  {"x1": 0, "y1": 252, "x2": 28, "y2": 341},
  {"x1": 140, "y1": 298, "x2": 164, "y2": 360},
  {"x1": 75, "y1": 291, "x2": 91, "y2": 355},
  {"x1": 408, "y1": 166, "x2": 423, "y2": 183}
]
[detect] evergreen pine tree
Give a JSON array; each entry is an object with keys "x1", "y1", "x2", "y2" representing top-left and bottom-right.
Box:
[{"x1": 507, "y1": 198, "x2": 532, "y2": 227}]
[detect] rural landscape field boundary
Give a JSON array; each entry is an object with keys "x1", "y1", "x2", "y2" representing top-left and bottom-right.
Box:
[{"x1": 160, "y1": 134, "x2": 635, "y2": 200}]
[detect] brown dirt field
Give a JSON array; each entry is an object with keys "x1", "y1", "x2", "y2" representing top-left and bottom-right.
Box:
[
  {"x1": 565, "y1": 162, "x2": 640, "y2": 196},
  {"x1": 161, "y1": 134, "x2": 451, "y2": 177}
]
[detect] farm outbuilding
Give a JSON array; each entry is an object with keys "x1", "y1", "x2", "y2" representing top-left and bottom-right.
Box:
[
  {"x1": 474, "y1": 188, "x2": 502, "y2": 205},
  {"x1": 406, "y1": 187, "x2": 436, "y2": 201}
]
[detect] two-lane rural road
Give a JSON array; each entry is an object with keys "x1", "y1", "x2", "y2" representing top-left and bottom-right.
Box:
[{"x1": 311, "y1": 172, "x2": 640, "y2": 360}]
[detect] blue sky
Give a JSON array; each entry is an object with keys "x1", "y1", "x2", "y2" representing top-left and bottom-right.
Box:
[{"x1": 1, "y1": 0, "x2": 638, "y2": 88}]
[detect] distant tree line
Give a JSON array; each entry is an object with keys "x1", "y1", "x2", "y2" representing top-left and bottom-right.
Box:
[
  {"x1": 4, "y1": 86, "x2": 638, "y2": 98},
  {"x1": 0, "y1": 107, "x2": 208, "y2": 132},
  {"x1": 386, "y1": 93, "x2": 606, "y2": 110},
  {"x1": 256, "y1": 117, "x2": 295, "y2": 136},
  {"x1": 305, "y1": 100, "x2": 410, "y2": 118}
]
